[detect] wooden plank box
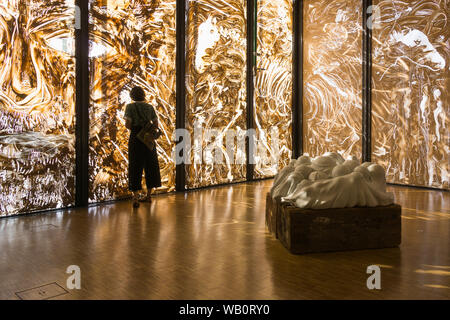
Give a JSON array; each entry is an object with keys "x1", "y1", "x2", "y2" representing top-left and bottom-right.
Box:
[
  {"x1": 278, "y1": 204, "x2": 402, "y2": 254},
  {"x1": 266, "y1": 193, "x2": 282, "y2": 238}
]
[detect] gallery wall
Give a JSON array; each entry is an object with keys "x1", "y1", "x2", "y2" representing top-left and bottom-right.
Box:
[
  {"x1": 301, "y1": 0, "x2": 448, "y2": 190},
  {"x1": 371, "y1": 0, "x2": 449, "y2": 189},
  {"x1": 185, "y1": 0, "x2": 248, "y2": 188},
  {"x1": 0, "y1": 0, "x2": 76, "y2": 216},
  {"x1": 303, "y1": 0, "x2": 363, "y2": 160},
  {"x1": 88, "y1": 0, "x2": 177, "y2": 202},
  {"x1": 254, "y1": 0, "x2": 293, "y2": 178},
  {"x1": 0, "y1": 0, "x2": 448, "y2": 217}
]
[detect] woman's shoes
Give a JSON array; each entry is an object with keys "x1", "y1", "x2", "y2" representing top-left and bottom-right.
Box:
[
  {"x1": 132, "y1": 195, "x2": 140, "y2": 208},
  {"x1": 133, "y1": 192, "x2": 152, "y2": 207}
]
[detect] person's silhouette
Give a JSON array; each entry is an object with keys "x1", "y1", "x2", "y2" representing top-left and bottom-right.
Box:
[{"x1": 124, "y1": 86, "x2": 162, "y2": 208}]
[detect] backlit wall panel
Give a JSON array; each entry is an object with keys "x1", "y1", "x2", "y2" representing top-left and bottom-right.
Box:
[
  {"x1": 186, "y1": 0, "x2": 247, "y2": 188},
  {"x1": 254, "y1": 0, "x2": 293, "y2": 178},
  {"x1": 0, "y1": 0, "x2": 76, "y2": 216},
  {"x1": 372, "y1": 0, "x2": 449, "y2": 189},
  {"x1": 89, "y1": 0, "x2": 177, "y2": 202},
  {"x1": 303, "y1": 0, "x2": 363, "y2": 159}
]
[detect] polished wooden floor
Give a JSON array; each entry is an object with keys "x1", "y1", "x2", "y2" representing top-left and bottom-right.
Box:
[{"x1": 0, "y1": 180, "x2": 449, "y2": 300}]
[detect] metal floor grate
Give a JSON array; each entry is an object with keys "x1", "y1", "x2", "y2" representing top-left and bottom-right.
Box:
[{"x1": 15, "y1": 282, "x2": 68, "y2": 300}]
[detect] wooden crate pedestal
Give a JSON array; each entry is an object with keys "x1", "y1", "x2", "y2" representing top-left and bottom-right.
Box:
[
  {"x1": 266, "y1": 196, "x2": 401, "y2": 254},
  {"x1": 266, "y1": 193, "x2": 282, "y2": 238}
]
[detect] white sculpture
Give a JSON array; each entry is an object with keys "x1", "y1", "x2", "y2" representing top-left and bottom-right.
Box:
[
  {"x1": 270, "y1": 159, "x2": 296, "y2": 199},
  {"x1": 271, "y1": 153, "x2": 394, "y2": 209}
]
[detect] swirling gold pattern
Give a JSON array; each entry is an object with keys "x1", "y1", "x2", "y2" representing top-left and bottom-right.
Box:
[
  {"x1": 186, "y1": 0, "x2": 247, "y2": 188},
  {"x1": 0, "y1": 0, "x2": 76, "y2": 216},
  {"x1": 303, "y1": 0, "x2": 363, "y2": 159},
  {"x1": 254, "y1": 0, "x2": 293, "y2": 178},
  {"x1": 372, "y1": 0, "x2": 449, "y2": 189},
  {"x1": 88, "y1": 0, "x2": 176, "y2": 202}
]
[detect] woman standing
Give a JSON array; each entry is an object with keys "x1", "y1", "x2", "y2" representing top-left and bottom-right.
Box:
[{"x1": 124, "y1": 86, "x2": 162, "y2": 208}]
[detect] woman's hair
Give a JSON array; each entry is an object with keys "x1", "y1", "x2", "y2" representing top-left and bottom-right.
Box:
[{"x1": 130, "y1": 86, "x2": 146, "y2": 102}]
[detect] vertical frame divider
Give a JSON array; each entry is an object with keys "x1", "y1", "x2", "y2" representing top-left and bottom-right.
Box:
[
  {"x1": 362, "y1": 0, "x2": 373, "y2": 162},
  {"x1": 75, "y1": 0, "x2": 90, "y2": 207},
  {"x1": 246, "y1": 0, "x2": 256, "y2": 181},
  {"x1": 176, "y1": 0, "x2": 187, "y2": 191},
  {"x1": 292, "y1": 0, "x2": 303, "y2": 159}
]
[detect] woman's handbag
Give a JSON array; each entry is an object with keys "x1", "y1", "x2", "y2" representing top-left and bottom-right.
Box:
[{"x1": 134, "y1": 103, "x2": 162, "y2": 150}]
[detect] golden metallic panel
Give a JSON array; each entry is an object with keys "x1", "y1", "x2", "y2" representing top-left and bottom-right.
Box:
[
  {"x1": 254, "y1": 0, "x2": 293, "y2": 178},
  {"x1": 186, "y1": 0, "x2": 247, "y2": 188},
  {"x1": 372, "y1": 0, "x2": 449, "y2": 189},
  {"x1": 303, "y1": 0, "x2": 363, "y2": 159},
  {"x1": 89, "y1": 0, "x2": 177, "y2": 202},
  {"x1": 0, "y1": 0, "x2": 76, "y2": 216}
]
